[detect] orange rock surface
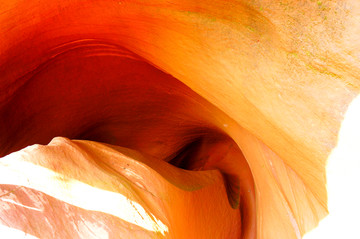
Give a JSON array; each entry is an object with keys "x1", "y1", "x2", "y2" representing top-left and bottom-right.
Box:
[{"x1": 1, "y1": 0, "x2": 360, "y2": 238}]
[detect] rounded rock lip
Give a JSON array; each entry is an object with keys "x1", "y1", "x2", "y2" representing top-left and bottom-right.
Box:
[
  {"x1": 3, "y1": 0, "x2": 356, "y2": 238},
  {"x1": 0, "y1": 43, "x2": 256, "y2": 238}
]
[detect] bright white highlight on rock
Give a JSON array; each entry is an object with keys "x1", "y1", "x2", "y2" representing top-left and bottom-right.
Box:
[
  {"x1": 0, "y1": 158, "x2": 168, "y2": 235},
  {"x1": 0, "y1": 224, "x2": 39, "y2": 239},
  {"x1": 304, "y1": 95, "x2": 360, "y2": 239}
]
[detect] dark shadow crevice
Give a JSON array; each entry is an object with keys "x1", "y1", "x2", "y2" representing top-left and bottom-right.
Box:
[{"x1": 0, "y1": 43, "x2": 255, "y2": 238}]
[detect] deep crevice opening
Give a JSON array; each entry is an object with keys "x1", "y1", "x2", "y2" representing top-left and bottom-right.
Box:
[{"x1": 0, "y1": 44, "x2": 256, "y2": 237}]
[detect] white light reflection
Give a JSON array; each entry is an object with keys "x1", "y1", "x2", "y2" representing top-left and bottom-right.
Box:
[
  {"x1": 0, "y1": 224, "x2": 39, "y2": 239},
  {"x1": 0, "y1": 198, "x2": 43, "y2": 212},
  {"x1": 0, "y1": 158, "x2": 168, "y2": 235},
  {"x1": 304, "y1": 95, "x2": 360, "y2": 239}
]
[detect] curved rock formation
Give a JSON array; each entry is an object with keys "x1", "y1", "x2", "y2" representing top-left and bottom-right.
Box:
[{"x1": 1, "y1": 0, "x2": 360, "y2": 238}]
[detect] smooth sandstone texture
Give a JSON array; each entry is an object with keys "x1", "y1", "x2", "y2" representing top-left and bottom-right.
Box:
[
  {"x1": 0, "y1": 137, "x2": 241, "y2": 238},
  {"x1": 1, "y1": 0, "x2": 360, "y2": 238}
]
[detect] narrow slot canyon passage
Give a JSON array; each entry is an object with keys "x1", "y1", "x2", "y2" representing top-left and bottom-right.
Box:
[
  {"x1": 2, "y1": 1, "x2": 360, "y2": 238},
  {"x1": 0, "y1": 44, "x2": 256, "y2": 238}
]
